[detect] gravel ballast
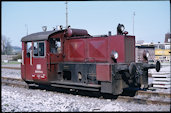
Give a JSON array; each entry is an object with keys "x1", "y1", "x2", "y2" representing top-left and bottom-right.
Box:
[
  {"x1": 1, "y1": 68, "x2": 21, "y2": 79},
  {"x1": 2, "y1": 65, "x2": 170, "y2": 93},
  {"x1": 1, "y1": 64, "x2": 170, "y2": 112},
  {"x1": 1, "y1": 85, "x2": 170, "y2": 112}
]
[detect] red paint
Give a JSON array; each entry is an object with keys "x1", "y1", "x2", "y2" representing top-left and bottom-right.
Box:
[
  {"x1": 96, "y1": 64, "x2": 111, "y2": 81},
  {"x1": 21, "y1": 41, "x2": 48, "y2": 82},
  {"x1": 64, "y1": 39, "x2": 86, "y2": 62},
  {"x1": 64, "y1": 35, "x2": 135, "y2": 63},
  {"x1": 87, "y1": 38, "x2": 108, "y2": 62},
  {"x1": 65, "y1": 28, "x2": 89, "y2": 37},
  {"x1": 24, "y1": 42, "x2": 33, "y2": 81},
  {"x1": 21, "y1": 42, "x2": 26, "y2": 80},
  {"x1": 32, "y1": 57, "x2": 47, "y2": 81},
  {"x1": 21, "y1": 28, "x2": 135, "y2": 83},
  {"x1": 108, "y1": 35, "x2": 125, "y2": 63}
]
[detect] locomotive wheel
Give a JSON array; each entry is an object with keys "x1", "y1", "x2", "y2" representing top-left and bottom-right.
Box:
[{"x1": 129, "y1": 62, "x2": 137, "y2": 77}]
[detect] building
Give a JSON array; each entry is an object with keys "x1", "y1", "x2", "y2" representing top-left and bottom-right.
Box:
[
  {"x1": 135, "y1": 33, "x2": 171, "y2": 63},
  {"x1": 155, "y1": 49, "x2": 170, "y2": 62},
  {"x1": 154, "y1": 33, "x2": 170, "y2": 63},
  {"x1": 165, "y1": 33, "x2": 171, "y2": 43}
]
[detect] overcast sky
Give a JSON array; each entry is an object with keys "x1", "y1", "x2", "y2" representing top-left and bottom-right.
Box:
[{"x1": 2, "y1": 1, "x2": 170, "y2": 47}]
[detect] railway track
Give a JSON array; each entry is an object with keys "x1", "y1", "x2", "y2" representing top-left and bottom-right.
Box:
[
  {"x1": 117, "y1": 96, "x2": 170, "y2": 105},
  {"x1": 136, "y1": 90, "x2": 170, "y2": 98},
  {"x1": 1, "y1": 66, "x2": 20, "y2": 70},
  {"x1": 1, "y1": 77, "x2": 27, "y2": 88},
  {"x1": 1, "y1": 76, "x2": 170, "y2": 105}
]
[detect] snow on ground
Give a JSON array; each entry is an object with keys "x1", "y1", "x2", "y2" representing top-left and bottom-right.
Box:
[{"x1": 1, "y1": 85, "x2": 170, "y2": 112}]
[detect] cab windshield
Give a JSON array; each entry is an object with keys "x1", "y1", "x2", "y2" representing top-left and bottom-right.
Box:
[{"x1": 49, "y1": 38, "x2": 62, "y2": 54}]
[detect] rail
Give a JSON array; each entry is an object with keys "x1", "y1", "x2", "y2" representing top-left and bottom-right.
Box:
[
  {"x1": 1, "y1": 77, "x2": 170, "y2": 106},
  {"x1": 1, "y1": 67, "x2": 20, "y2": 70}
]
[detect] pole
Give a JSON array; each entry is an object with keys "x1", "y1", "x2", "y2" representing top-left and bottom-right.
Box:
[
  {"x1": 133, "y1": 12, "x2": 135, "y2": 35},
  {"x1": 66, "y1": 1, "x2": 68, "y2": 28},
  {"x1": 25, "y1": 24, "x2": 28, "y2": 35}
]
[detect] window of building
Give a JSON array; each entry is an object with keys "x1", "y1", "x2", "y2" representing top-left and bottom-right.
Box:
[
  {"x1": 26, "y1": 42, "x2": 32, "y2": 57},
  {"x1": 165, "y1": 45, "x2": 170, "y2": 49},
  {"x1": 49, "y1": 38, "x2": 62, "y2": 54},
  {"x1": 33, "y1": 41, "x2": 45, "y2": 57}
]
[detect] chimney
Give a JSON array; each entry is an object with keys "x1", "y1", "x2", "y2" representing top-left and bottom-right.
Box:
[{"x1": 108, "y1": 31, "x2": 111, "y2": 36}]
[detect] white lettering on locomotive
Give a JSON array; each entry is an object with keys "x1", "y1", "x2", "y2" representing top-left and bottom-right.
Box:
[{"x1": 35, "y1": 70, "x2": 43, "y2": 73}]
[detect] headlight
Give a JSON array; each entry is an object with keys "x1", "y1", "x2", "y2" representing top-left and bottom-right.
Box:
[
  {"x1": 114, "y1": 51, "x2": 119, "y2": 59},
  {"x1": 143, "y1": 50, "x2": 149, "y2": 61},
  {"x1": 111, "y1": 51, "x2": 119, "y2": 59},
  {"x1": 120, "y1": 26, "x2": 125, "y2": 32},
  {"x1": 146, "y1": 52, "x2": 149, "y2": 58},
  {"x1": 143, "y1": 50, "x2": 149, "y2": 58}
]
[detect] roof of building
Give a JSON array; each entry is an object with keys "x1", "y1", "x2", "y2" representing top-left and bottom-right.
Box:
[{"x1": 135, "y1": 44, "x2": 155, "y2": 48}]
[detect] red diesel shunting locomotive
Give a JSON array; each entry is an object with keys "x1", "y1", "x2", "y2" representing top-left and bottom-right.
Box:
[{"x1": 21, "y1": 24, "x2": 160, "y2": 95}]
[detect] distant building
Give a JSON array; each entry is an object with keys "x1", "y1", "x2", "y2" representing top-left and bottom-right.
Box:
[
  {"x1": 136, "y1": 40, "x2": 144, "y2": 45},
  {"x1": 165, "y1": 33, "x2": 171, "y2": 43},
  {"x1": 155, "y1": 49, "x2": 170, "y2": 62},
  {"x1": 154, "y1": 33, "x2": 170, "y2": 62},
  {"x1": 136, "y1": 33, "x2": 171, "y2": 63}
]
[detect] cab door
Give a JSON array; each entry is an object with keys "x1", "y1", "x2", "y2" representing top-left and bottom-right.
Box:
[
  {"x1": 47, "y1": 36, "x2": 63, "y2": 81},
  {"x1": 32, "y1": 41, "x2": 48, "y2": 81},
  {"x1": 25, "y1": 42, "x2": 34, "y2": 81}
]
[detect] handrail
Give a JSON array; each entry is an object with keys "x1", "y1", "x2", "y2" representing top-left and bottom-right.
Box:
[
  {"x1": 30, "y1": 50, "x2": 32, "y2": 65},
  {"x1": 47, "y1": 53, "x2": 51, "y2": 71},
  {"x1": 22, "y1": 50, "x2": 24, "y2": 65}
]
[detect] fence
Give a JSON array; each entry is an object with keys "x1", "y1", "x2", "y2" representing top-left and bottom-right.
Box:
[
  {"x1": 152, "y1": 73, "x2": 170, "y2": 89},
  {"x1": 150, "y1": 66, "x2": 170, "y2": 89}
]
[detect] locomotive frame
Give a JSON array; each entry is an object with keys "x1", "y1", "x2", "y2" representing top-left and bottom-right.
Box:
[{"x1": 21, "y1": 24, "x2": 160, "y2": 95}]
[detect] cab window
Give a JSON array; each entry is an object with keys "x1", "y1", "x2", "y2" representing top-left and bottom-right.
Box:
[
  {"x1": 26, "y1": 42, "x2": 32, "y2": 57},
  {"x1": 33, "y1": 41, "x2": 45, "y2": 57},
  {"x1": 49, "y1": 38, "x2": 62, "y2": 54}
]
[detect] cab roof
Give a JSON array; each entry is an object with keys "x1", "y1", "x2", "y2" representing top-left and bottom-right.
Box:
[{"x1": 21, "y1": 30, "x2": 64, "y2": 42}]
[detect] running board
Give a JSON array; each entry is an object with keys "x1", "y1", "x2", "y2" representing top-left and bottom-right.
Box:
[{"x1": 50, "y1": 81, "x2": 101, "y2": 91}]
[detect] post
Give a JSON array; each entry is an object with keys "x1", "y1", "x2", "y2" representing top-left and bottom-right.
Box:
[
  {"x1": 66, "y1": 1, "x2": 68, "y2": 28},
  {"x1": 133, "y1": 12, "x2": 135, "y2": 35},
  {"x1": 25, "y1": 24, "x2": 28, "y2": 35}
]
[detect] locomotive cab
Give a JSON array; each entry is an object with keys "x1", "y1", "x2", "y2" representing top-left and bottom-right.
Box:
[{"x1": 21, "y1": 25, "x2": 160, "y2": 95}]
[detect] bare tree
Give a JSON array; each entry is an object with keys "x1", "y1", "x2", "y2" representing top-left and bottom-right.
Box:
[
  {"x1": 1, "y1": 35, "x2": 13, "y2": 55},
  {"x1": 1, "y1": 35, "x2": 6, "y2": 54}
]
